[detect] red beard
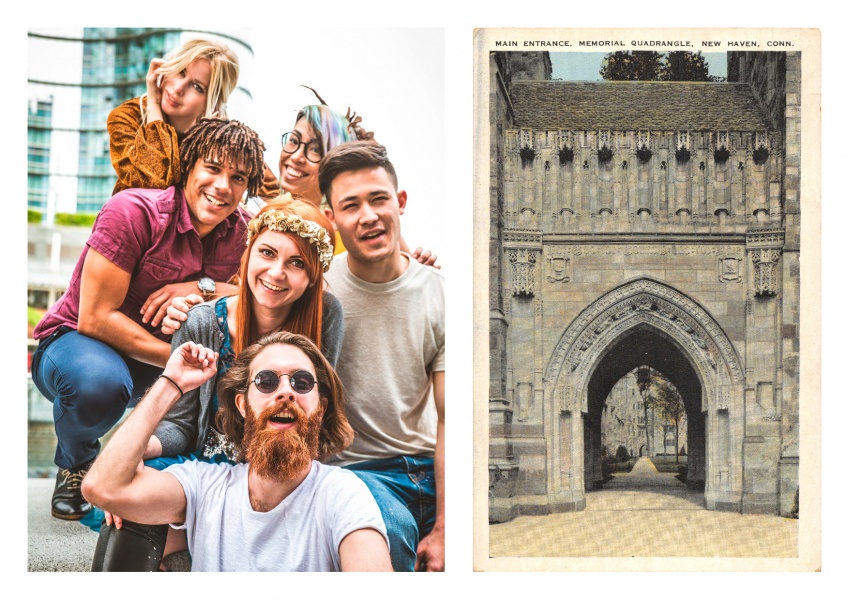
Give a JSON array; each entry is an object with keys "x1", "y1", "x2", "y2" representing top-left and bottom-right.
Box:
[{"x1": 242, "y1": 399, "x2": 323, "y2": 482}]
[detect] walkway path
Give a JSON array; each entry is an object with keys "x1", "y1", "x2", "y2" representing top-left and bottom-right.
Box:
[
  {"x1": 604, "y1": 456, "x2": 686, "y2": 489},
  {"x1": 490, "y1": 458, "x2": 797, "y2": 558}
]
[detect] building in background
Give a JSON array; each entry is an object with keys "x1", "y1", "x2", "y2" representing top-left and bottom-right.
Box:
[{"x1": 601, "y1": 370, "x2": 688, "y2": 461}]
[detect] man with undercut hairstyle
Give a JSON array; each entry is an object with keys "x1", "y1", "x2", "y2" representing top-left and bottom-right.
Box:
[
  {"x1": 318, "y1": 141, "x2": 446, "y2": 572},
  {"x1": 32, "y1": 117, "x2": 266, "y2": 521},
  {"x1": 82, "y1": 332, "x2": 391, "y2": 572}
]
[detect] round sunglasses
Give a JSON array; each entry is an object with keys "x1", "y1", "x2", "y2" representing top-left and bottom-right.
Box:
[{"x1": 250, "y1": 370, "x2": 317, "y2": 395}]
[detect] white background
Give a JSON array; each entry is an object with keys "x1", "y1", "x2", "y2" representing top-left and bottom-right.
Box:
[{"x1": 7, "y1": 0, "x2": 844, "y2": 596}]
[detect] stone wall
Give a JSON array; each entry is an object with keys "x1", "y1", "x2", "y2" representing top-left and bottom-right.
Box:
[
  {"x1": 489, "y1": 52, "x2": 800, "y2": 521},
  {"x1": 508, "y1": 52, "x2": 553, "y2": 81}
]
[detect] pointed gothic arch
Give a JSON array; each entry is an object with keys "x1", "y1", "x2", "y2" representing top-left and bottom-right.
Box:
[{"x1": 541, "y1": 277, "x2": 746, "y2": 512}]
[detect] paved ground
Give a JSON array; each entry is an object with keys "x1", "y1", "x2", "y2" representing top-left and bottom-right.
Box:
[
  {"x1": 490, "y1": 457, "x2": 799, "y2": 558},
  {"x1": 30, "y1": 457, "x2": 800, "y2": 570},
  {"x1": 28, "y1": 477, "x2": 190, "y2": 572}
]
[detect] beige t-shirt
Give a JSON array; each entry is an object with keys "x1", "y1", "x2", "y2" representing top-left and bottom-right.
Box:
[{"x1": 324, "y1": 253, "x2": 445, "y2": 465}]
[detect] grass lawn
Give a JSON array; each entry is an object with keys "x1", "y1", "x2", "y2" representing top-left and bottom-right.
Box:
[
  {"x1": 651, "y1": 455, "x2": 687, "y2": 472},
  {"x1": 607, "y1": 459, "x2": 636, "y2": 473}
]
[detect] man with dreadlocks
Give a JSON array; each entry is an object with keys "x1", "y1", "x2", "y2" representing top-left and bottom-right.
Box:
[{"x1": 32, "y1": 117, "x2": 266, "y2": 521}]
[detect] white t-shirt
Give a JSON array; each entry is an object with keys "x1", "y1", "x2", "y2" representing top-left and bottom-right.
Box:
[
  {"x1": 324, "y1": 253, "x2": 446, "y2": 465},
  {"x1": 164, "y1": 460, "x2": 387, "y2": 571}
]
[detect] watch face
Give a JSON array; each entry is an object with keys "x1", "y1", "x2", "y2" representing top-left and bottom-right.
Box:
[{"x1": 199, "y1": 277, "x2": 215, "y2": 293}]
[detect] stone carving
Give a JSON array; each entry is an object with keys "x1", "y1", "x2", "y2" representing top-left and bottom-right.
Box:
[
  {"x1": 719, "y1": 257, "x2": 743, "y2": 283},
  {"x1": 747, "y1": 229, "x2": 785, "y2": 248},
  {"x1": 555, "y1": 244, "x2": 745, "y2": 257},
  {"x1": 503, "y1": 230, "x2": 542, "y2": 246},
  {"x1": 509, "y1": 249, "x2": 537, "y2": 297},
  {"x1": 546, "y1": 251, "x2": 571, "y2": 283},
  {"x1": 544, "y1": 278, "x2": 745, "y2": 388},
  {"x1": 751, "y1": 248, "x2": 781, "y2": 296}
]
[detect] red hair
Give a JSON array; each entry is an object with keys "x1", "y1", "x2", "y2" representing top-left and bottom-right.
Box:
[{"x1": 232, "y1": 197, "x2": 333, "y2": 355}]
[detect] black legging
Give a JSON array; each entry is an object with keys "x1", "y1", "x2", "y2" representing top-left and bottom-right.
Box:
[{"x1": 91, "y1": 519, "x2": 169, "y2": 572}]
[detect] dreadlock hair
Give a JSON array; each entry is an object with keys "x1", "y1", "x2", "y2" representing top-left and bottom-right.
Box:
[
  {"x1": 296, "y1": 85, "x2": 375, "y2": 158},
  {"x1": 216, "y1": 331, "x2": 354, "y2": 461},
  {"x1": 232, "y1": 196, "x2": 331, "y2": 356},
  {"x1": 296, "y1": 105, "x2": 360, "y2": 158},
  {"x1": 179, "y1": 118, "x2": 266, "y2": 199}
]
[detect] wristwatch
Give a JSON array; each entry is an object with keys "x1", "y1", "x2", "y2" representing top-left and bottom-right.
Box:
[{"x1": 198, "y1": 277, "x2": 216, "y2": 302}]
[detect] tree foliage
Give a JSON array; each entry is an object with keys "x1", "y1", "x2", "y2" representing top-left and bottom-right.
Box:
[
  {"x1": 600, "y1": 51, "x2": 662, "y2": 81},
  {"x1": 600, "y1": 51, "x2": 714, "y2": 82},
  {"x1": 660, "y1": 51, "x2": 712, "y2": 82},
  {"x1": 649, "y1": 373, "x2": 686, "y2": 461}
]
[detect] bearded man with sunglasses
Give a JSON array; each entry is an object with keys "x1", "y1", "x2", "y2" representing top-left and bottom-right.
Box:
[{"x1": 82, "y1": 332, "x2": 392, "y2": 572}]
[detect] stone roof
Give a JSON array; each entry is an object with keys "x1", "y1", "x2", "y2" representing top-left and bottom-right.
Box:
[{"x1": 510, "y1": 81, "x2": 770, "y2": 131}]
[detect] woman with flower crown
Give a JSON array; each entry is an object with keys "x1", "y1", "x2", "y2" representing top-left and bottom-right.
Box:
[{"x1": 89, "y1": 195, "x2": 340, "y2": 571}]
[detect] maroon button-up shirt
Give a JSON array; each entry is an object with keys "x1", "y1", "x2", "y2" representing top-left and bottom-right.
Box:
[{"x1": 34, "y1": 186, "x2": 249, "y2": 343}]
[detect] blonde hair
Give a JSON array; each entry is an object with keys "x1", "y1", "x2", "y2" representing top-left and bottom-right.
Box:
[{"x1": 141, "y1": 38, "x2": 239, "y2": 125}]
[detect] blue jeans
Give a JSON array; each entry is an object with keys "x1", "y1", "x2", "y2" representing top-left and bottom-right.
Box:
[
  {"x1": 31, "y1": 328, "x2": 161, "y2": 469},
  {"x1": 344, "y1": 456, "x2": 436, "y2": 572}
]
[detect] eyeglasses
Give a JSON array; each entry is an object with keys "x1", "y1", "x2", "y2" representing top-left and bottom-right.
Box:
[
  {"x1": 281, "y1": 132, "x2": 323, "y2": 163},
  {"x1": 250, "y1": 370, "x2": 317, "y2": 395}
]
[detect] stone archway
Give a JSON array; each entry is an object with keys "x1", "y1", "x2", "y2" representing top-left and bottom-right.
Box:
[
  {"x1": 543, "y1": 278, "x2": 745, "y2": 512},
  {"x1": 582, "y1": 325, "x2": 705, "y2": 491}
]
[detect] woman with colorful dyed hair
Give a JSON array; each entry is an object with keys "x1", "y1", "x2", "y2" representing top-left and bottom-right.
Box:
[
  {"x1": 273, "y1": 87, "x2": 435, "y2": 264},
  {"x1": 275, "y1": 94, "x2": 369, "y2": 207},
  {"x1": 89, "y1": 195, "x2": 342, "y2": 571}
]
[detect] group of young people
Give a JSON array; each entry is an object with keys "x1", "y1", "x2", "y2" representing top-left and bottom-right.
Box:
[{"x1": 31, "y1": 38, "x2": 445, "y2": 572}]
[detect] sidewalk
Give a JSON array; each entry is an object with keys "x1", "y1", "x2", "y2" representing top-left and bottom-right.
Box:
[
  {"x1": 28, "y1": 477, "x2": 190, "y2": 572},
  {"x1": 490, "y1": 457, "x2": 798, "y2": 558},
  {"x1": 28, "y1": 478, "x2": 98, "y2": 572}
]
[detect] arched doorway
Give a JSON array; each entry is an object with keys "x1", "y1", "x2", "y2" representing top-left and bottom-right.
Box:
[
  {"x1": 583, "y1": 325, "x2": 704, "y2": 491},
  {"x1": 544, "y1": 278, "x2": 745, "y2": 512}
]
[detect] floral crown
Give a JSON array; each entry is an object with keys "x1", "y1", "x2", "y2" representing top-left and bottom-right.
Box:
[{"x1": 246, "y1": 202, "x2": 334, "y2": 272}]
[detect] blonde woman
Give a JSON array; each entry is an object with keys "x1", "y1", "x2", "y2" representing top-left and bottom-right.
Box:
[{"x1": 108, "y1": 38, "x2": 278, "y2": 198}]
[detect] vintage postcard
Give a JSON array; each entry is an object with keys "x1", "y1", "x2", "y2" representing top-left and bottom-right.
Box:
[{"x1": 473, "y1": 27, "x2": 820, "y2": 572}]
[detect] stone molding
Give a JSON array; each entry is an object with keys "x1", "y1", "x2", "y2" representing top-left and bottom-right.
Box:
[
  {"x1": 502, "y1": 230, "x2": 542, "y2": 247},
  {"x1": 545, "y1": 278, "x2": 744, "y2": 414},
  {"x1": 751, "y1": 248, "x2": 781, "y2": 296}
]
